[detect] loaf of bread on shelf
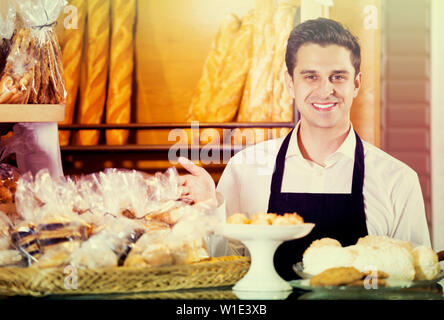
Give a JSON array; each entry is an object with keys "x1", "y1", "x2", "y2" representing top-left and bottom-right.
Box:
[
  {"x1": 205, "y1": 11, "x2": 254, "y2": 122},
  {"x1": 75, "y1": 0, "x2": 110, "y2": 146},
  {"x1": 187, "y1": 13, "x2": 241, "y2": 122},
  {"x1": 59, "y1": 0, "x2": 87, "y2": 146},
  {"x1": 237, "y1": 0, "x2": 276, "y2": 122},
  {"x1": 271, "y1": 1, "x2": 298, "y2": 138},
  {"x1": 105, "y1": 0, "x2": 136, "y2": 145}
]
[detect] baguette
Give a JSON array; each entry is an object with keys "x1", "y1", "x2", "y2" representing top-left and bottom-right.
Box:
[
  {"x1": 206, "y1": 11, "x2": 254, "y2": 122},
  {"x1": 105, "y1": 0, "x2": 136, "y2": 145},
  {"x1": 59, "y1": 0, "x2": 87, "y2": 146},
  {"x1": 271, "y1": 2, "x2": 298, "y2": 138},
  {"x1": 75, "y1": 0, "x2": 110, "y2": 145},
  {"x1": 187, "y1": 14, "x2": 241, "y2": 121}
]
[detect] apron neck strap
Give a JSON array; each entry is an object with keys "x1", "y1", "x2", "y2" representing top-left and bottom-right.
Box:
[{"x1": 269, "y1": 128, "x2": 365, "y2": 196}]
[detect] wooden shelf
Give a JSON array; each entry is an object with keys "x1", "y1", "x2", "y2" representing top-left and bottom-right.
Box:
[
  {"x1": 61, "y1": 144, "x2": 249, "y2": 153},
  {"x1": 0, "y1": 104, "x2": 65, "y2": 122},
  {"x1": 58, "y1": 121, "x2": 296, "y2": 130}
]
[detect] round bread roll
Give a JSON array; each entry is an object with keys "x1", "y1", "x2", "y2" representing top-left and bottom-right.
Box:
[
  {"x1": 357, "y1": 235, "x2": 413, "y2": 254},
  {"x1": 227, "y1": 213, "x2": 251, "y2": 224},
  {"x1": 412, "y1": 246, "x2": 441, "y2": 280},
  {"x1": 349, "y1": 244, "x2": 415, "y2": 281},
  {"x1": 307, "y1": 237, "x2": 342, "y2": 250},
  {"x1": 302, "y1": 246, "x2": 354, "y2": 276}
]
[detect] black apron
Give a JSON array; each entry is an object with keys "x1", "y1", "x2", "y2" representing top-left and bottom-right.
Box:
[{"x1": 267, "y1": 129, "x2": 368, "y2": 280}]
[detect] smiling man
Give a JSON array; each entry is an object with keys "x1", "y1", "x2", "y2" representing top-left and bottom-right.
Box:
[{"x1": 178, "y1": 18, "x2": 431, "y2": 280}]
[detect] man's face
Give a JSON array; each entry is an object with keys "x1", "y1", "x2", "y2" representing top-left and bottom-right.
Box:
[{"x1": 285, "y1": 43, "x2": 361, "y2": 131}]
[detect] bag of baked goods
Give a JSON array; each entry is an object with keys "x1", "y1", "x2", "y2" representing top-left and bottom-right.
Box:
[
  {"x1": 0, "y1": 2, "x2": 17, "y2": 103},
  {"x1": 11, "y1": 169, "x2": 91, "y2": 267},
  {"x1": 0, "y1": 0, "x2": 67, "y2": 105},
  {"x1": 0, "y1": 1, "x2": 15, "y2": 78}
]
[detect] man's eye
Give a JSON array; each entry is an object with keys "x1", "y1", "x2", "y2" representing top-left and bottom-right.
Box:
[
  {"x1": 305, "y1": 75, "x2": 317, "y2": 80},
  {"x1": 331, "y1": 75, "x2": 345, "y2": 81}
]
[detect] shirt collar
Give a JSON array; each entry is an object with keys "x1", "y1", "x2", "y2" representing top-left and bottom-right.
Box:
[{"x1": 285, "y1": 120, "x2": 356, "y2": 162}]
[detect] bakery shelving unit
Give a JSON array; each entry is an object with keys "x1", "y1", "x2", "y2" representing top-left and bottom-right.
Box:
[{"x1": 58, "y1": 121, "x2": 296, "y2": 179}]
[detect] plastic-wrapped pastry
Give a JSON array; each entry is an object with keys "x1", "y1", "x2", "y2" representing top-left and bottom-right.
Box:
[
  {"x1": 36, "y1": 241, "x2": 81, "y2": 268},
  {"x1": 172, "y1": 239, "x2": 209, "y2": 265},
  {"x1": 0, "y1": 212, "x2": 12, "y2": 250},
  {"x1": 36, "y1": 218, "x2": 90, "y2": 252},
  {"x1": 0, "y1": 249, "x2": 22, "y2": 266},
  {"x1": 9, "y1": 0, "x2": 67, "y2": 104},
  {"x1": 124, "y1": 243, "x2": 174, "y2": 268},
  {"x1": 70, "y1": 230, "x2": 119, "y2": 269},
  {"x1": 10, "y1": 222, "x2": 41, "y2": 265}
]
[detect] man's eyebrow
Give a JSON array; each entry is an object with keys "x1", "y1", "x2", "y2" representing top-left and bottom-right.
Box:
[
  {"x1": 299, "y1": 70, "x2": 318, "y2": 74},
  {"x1": 331, "y1": 70, "x2": 350, "y2": 74},
  {"x1": 299, "y1": 70, "x2": 350, "y2": 74}
]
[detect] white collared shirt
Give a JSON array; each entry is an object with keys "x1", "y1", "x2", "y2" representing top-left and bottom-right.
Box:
[{"x1": 214, "y1": 121, "x2": 431, "y2": 252}]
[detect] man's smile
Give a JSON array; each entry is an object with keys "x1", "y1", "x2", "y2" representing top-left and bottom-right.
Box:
[{"x1": 311, "y1": 102, "x2": 338, "y2": 111}]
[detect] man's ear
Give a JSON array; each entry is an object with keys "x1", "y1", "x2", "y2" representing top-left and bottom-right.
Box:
[
  {"x1": 353, "y1": 72, "x2": 362, "y2": 98},
  {"x1": 285, "y1": 70, "x2": 295, "y2": 99}
]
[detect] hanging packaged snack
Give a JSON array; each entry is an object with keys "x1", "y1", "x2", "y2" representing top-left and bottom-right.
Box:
[{"x1": 0, "y1": 0, "x2": 67, "y2": 105}]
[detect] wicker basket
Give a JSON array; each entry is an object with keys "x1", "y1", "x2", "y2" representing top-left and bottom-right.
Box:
[{"x1": 0, "y1": 256, "x2": 250, "y2": 297}]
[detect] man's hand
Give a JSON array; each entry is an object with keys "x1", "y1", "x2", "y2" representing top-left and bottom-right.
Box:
[{"x1": 178, "y1": 157, "x2": 217, "y2": 204}]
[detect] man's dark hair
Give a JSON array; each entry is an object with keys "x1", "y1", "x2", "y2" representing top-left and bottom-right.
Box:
[{"x1": 285, "y1": 18, "x2": 361, "y2": 77}]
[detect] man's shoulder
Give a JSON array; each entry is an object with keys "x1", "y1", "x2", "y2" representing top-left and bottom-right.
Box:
[{"x1": 362, "y1": 140, "x2": 418, "y2": 178}]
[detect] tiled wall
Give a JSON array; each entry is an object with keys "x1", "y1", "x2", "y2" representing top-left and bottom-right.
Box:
[{"x1": 381, "y1": 0, "x2": 431, "y2": 231}]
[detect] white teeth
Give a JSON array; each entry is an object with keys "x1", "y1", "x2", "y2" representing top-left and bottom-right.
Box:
[{"x1": 313, "y1": 103, "x2": 335, "y2": 109}]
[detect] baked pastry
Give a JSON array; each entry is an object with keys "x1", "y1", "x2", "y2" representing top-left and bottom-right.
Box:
[
  {"x1": 0, "y1": 38, "x2": 10, "y2": 77},
  {"x1": 36, "y1": 219, "x2": 90, "y2": 251},
  {"x1": 303, "y1": 236, "x2": 419, "y2": 281},
  {"x1": 172, "y1": 239, "x2": 209, "y2": 265},
  {"x1": 70, "y1": 230, "x2": 119, "y2": 269},
  {"x1": 0, "y1": 249, "x2": 22, "y2": 267},
  {"x1": 105, "y1": 0, "x2": 136, "y2": 145},
  {"x1": 303, "y1": 245, "x2": 355, "y2": 276},
  {"x1": 0, "y1": 29, "x2": 34, "y2": 104},
  {"x1": 412, "y1": 246, "x2": 441, "y2": 280},
  {"x1": 310, "y1": 266, "x2": 365, "y2": 287},
  {"x1": 75, "y1": 0, "x2": 110, "y2": 145},
  {"x1": 349, "y1": 244, "x2": 416, "y2": 281},
  {"x1": 10, "y1": 223, "x2": 42, "y2": 265},
  {"x1": 227, "y1": 213, "x2": 251, "y2": 224},
  {"x1": 356, "y1": 235, "x2": 414, "y2": 254},
  {"x1": 273, "y1": 213, "x2": 304, "y2": 225},
  {"x1": 59, "y1": 0, "x2": 87, "y2": 146}
]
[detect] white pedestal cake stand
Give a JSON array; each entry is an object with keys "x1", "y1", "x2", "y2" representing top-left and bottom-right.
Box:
[{"x1": 219, "y1": 223, "x2": 315, "y2": 299}]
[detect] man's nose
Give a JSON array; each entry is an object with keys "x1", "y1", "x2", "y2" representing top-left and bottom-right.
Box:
[{"x1": 315, "y1": 79, "x2": 334, "y2": 98}]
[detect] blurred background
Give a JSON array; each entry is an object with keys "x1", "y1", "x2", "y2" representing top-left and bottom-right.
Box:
[{"x1": 49, "y1": 0, "x2": 443, "y2": 250}]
